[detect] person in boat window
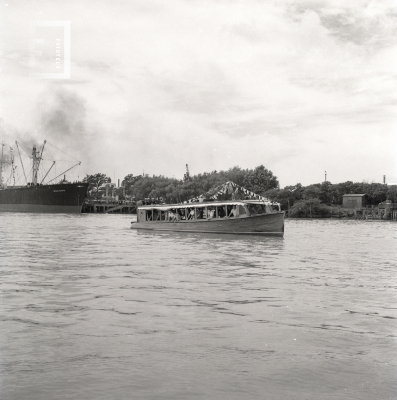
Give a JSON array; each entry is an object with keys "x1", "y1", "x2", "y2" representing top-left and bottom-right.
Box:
[
  {"x1": 188, "y1": 208, "x2": 195, "y2": 220},
  {"x1": 208, "y1": 207, "x2": 216, "y2": 219},
  {"x1": 218, "y1": 206, "x2": 226, "y2": 218},
  {"x1": 168, "y1": 210, "x2": 176, "y2": 221},
  {"x1": 174, "y1": 209, "x2": 182, "y2": 221},
  {"x1": 196, "y1": 208, "x2": 203, "y2": 219},
  {"x1": 228, "y1": 206, "x2": 236, "y2": 217},
  {"x1": 180, "y1": 209, "x2": 186, "y2": 220}
]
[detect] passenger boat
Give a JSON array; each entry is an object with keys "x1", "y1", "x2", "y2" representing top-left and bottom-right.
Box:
[{"x1": 131, "y1": 200, "x2": 284, "y2": 236}]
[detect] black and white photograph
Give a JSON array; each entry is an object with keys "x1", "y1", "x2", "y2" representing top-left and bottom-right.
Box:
[{"x1": 0, "y1": 1, "x2": 396, "y2": 399}]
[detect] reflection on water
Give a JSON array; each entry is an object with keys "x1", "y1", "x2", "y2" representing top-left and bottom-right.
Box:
[{"x1": 0, "y1": 214, "x2": 396, "y2": 400}]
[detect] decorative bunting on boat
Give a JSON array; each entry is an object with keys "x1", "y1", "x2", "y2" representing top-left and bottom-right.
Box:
[{"x1": 187, "y1": 181, "x2": 280, "y2": 206}]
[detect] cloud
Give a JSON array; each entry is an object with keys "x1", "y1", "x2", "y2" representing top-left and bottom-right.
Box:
[{"x1": 1, "y1": 0, "x2": 396, "y2": 186}]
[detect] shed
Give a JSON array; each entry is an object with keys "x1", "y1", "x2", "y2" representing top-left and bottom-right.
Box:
[{"x1": 342, "y1": 194, "x2": 368, "y2": 209}]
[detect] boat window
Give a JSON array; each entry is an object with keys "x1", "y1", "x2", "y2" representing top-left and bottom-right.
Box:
[
  {"x1": 247, "y1": 204, "x2": 266, "y2": 215},
  {"x1": 227, "y1": 205, "x2": 237, "y2": 217},
  {"x1": 152, "y1": 209, "x2": 159, "y2": 221},
  {"x1": 187, "y1": 208, "x2": 195, "y2": 220},
  {"x1": 168, "y1": 209, "x2": 179, "y2": 221},
  {"x1": 195, "y1": 207, "x2": 204, "y2": 219},
  {"x1": 146, "y1": 210, "x2": 153, "y2": 221},
  {"x1": 238, "y1": 205, "x2": 247, "y2": 216},
  {"x1": 217, "y1": 206, "x2": 226, "y2": 218},
  {"x1": 179, "y1": 208, "x2": 187, "y2": 220},
  {"x1": 207, "y1": 206, "x2": 216, "y2": 219}
]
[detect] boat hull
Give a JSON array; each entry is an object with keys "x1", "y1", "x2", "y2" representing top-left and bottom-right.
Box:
[
  {"x1": 0, "y1": 183, "x2": 89, "y2": 214},
  {"x1": 131, "y1": 212, "x2": 285, "y2": 236}
]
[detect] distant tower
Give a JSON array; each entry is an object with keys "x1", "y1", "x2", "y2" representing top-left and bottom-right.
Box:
[
  {"x1": 184, "y1": 164, "x2": 190, "y2": 181},
  {"x1": 383, "y1": 175, "x2": 386, "y2": 184},
  {"x1": 325, "y1": 171, "x2": 327, "y2": 182}
]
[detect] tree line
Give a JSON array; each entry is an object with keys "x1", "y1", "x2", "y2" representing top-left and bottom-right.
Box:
[
  {"x1": 82, "y1": 166, "x2": 279, "y2": 202},
  {"x1": 265, "y1": 181, "x2": 397, "y2": 217},
  {"x1": 83, "y1": 167, "x2": 397, "y2": 215}
]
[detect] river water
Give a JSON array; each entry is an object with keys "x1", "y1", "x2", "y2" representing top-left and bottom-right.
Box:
[{"x1": 0, "y1": 214, "x2": 396, "y2": 400}]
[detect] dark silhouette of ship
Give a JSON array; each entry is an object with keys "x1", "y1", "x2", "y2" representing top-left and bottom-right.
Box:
[{"x1": 0, "y1": 141, "x2": 89, "y2": 213}]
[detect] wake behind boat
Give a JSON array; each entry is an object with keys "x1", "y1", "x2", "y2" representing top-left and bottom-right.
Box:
[{"x1": 0, "y1": 141, "x2": 89, "y2": 213}]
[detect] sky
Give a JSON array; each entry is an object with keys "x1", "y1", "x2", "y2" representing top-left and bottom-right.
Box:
[{"x1": 1, "y1": 0, "x2": 396, "y2": 187}]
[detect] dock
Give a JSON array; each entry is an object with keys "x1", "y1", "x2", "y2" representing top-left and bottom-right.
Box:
[{"x1": 82, "y1": 200, "x2": 137, "y2": 214}]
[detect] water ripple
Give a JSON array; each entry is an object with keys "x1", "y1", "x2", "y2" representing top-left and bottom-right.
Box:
[{"x1": 0, "y1": 215, "x2": 396, "y2": 400}]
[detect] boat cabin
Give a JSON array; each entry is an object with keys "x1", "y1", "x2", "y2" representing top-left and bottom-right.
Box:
[{"x1": 137, "y1": 201, "x2": 279, "y2": 223}]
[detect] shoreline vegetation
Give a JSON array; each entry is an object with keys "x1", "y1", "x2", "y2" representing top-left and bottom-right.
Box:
[{"x1": 83, "y1": 166, "x2": 397, "y2": 218}]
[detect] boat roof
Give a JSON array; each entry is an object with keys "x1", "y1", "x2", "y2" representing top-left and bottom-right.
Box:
[{"x1": 138, "y1": 200, "x2": 275, "y2": 210}]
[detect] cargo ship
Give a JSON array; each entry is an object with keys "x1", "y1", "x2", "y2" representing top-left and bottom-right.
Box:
[{"x1": 0, "y1": 141, "x2": 89, "y2": 213}]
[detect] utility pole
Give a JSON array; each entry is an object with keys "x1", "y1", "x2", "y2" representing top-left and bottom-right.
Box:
[{"x1": 325, "y1": 171, "x2": 327, "y2": 182}]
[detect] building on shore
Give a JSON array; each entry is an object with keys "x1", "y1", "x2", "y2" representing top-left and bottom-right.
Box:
[
  {"x1": 337, "y1": 194, "x2": 397, "y2": 220},
  {"x1": 342, "y1": 194, "x2": 368, "y2": 209}
]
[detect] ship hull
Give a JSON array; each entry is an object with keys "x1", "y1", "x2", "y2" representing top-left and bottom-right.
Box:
[{"x1": 0, "y1": 183, "x2": 89, "y2": 214}]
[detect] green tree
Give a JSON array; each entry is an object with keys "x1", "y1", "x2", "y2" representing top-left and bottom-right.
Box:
[
  {"x1": 242, "y1": 165, "x2": 279, "y2": 194},
  {"x1": 122, "y1": 174, "x2": 142, "y2": 195},
  {"x1": 289, "y1": 198, "x2": 332, "y2": 218},
  {"x1": 83, "y1": 173, "x2": 111, "y2": 198},
  {"x1": 121, "y1": 165, "x2": 280, "y2": 203},
  {"x1": 301, "y1": 185, "x2": 321, "y2": 217},
  {"x1": 362, "y1": 183, "x2": 388, "y2": 205},
  {"x1": 387, "y1": 185, "x2": 397, "y2": 203}
]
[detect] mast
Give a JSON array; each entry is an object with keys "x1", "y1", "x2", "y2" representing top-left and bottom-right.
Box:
[
  {"x1": 14, "y1": 140, "x2": 80, "y2": 186},
  {"x1": 32, "y1": 142, "x2": 45, "y2": 185},
  {"x1": 10, "y1": 147, "x2": 16, "y2": 186},
  {"x1": 32, "y1": 145, "x2": 38, "y2": 184},
  {"x1": 31, "y1": 140, "x2": 46, "y2": 185}
]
